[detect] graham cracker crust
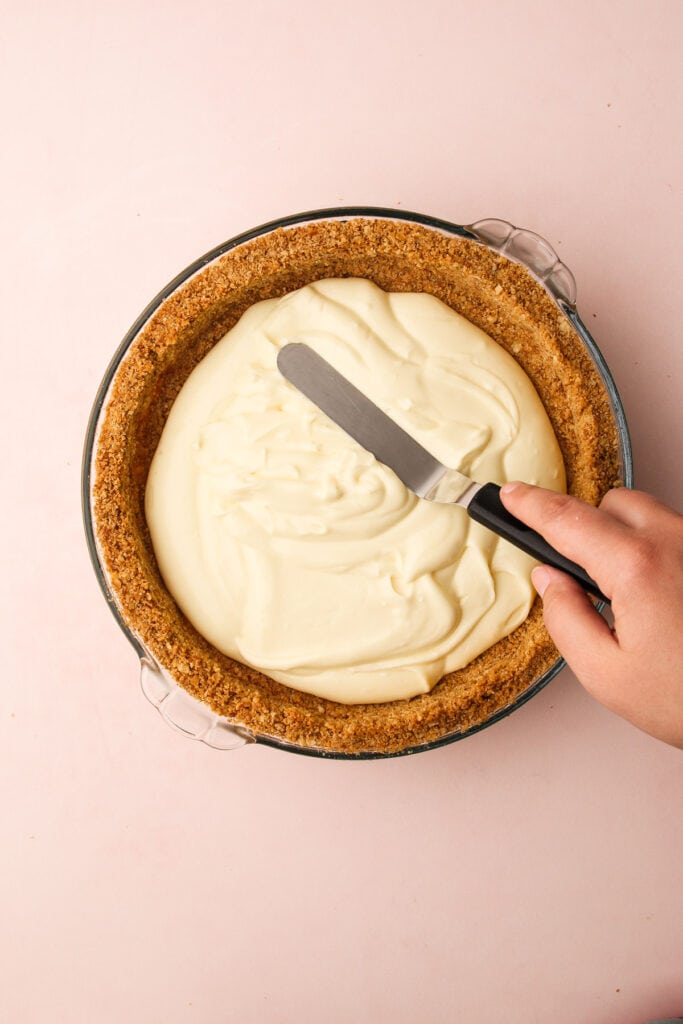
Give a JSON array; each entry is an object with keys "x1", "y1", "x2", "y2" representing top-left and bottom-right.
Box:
[{"x1": 91, "y1": 217, "x2": 622, "y2": 755}]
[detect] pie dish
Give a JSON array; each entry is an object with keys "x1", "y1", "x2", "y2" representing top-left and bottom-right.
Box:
[{"x1": 82, "y1": 207, "x2": 632, "y2": 757}]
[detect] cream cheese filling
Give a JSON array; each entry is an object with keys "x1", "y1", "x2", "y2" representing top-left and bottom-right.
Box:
[{"x1": 145, "y1": 278, "x2": 565, "y2": 704}]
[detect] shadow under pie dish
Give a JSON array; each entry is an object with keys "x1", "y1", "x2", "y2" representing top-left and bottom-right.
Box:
[{"x1": 82, "y1": 207, "x2": 632, "y2": 758}]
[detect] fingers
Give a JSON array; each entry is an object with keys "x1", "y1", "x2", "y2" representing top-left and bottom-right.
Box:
[
  {"x1": 507, "y1": 484, "x2": 683, "y2": 749},
  {"x1": 500, "y1": 482, "x2": 632, "y2": 594},
  {"x1": 599, "y1": 487, "x2": 682, "y2": 528},
  {"x1": 531, "y1": 565, "x2": 618, "y2": 685}
]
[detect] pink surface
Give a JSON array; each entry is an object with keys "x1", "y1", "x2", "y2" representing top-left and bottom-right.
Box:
[{"x1": 2, "y1": 2, "x2": 682, "y2": 1022}]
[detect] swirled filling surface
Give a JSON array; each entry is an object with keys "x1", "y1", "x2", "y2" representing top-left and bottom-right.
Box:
[{"x1": 146, "y1": 279, "x2": 565, "y2": 703}]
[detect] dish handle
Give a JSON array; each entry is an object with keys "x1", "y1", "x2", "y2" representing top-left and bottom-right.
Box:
[
  {"x1": 140, "y1": 654, "x2": 254, "y2": 751},
  {"x1": 467, "y1": 218, "x2": 577, "y2": 307}
]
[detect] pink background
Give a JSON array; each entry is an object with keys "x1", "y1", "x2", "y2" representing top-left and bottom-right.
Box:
[{"x1": 2, "y1": 1, "x2": 682, "y2": 1022}]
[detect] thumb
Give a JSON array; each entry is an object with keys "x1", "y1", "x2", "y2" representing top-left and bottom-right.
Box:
[{"x1": 532, "y1": 566, "x2": 618, "y2": 685}]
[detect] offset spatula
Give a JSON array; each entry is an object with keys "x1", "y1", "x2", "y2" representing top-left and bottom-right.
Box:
[{"x1": 277, "y1": 343, "x2": 607, "y2": 603}]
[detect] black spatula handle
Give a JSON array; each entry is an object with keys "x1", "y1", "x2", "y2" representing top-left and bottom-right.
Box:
[{"x1": 467, "y1": 483, "x2": 608, "y2": 604}]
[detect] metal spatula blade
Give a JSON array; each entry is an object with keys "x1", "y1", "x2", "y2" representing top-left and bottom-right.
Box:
[{"x1": 276, "y1": 343, "x2": 607, "y2": 603}]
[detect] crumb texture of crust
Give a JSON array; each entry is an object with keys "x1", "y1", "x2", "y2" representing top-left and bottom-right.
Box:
[{"x1": 91, "y1": 218, "x2": 622, "y2": 755}]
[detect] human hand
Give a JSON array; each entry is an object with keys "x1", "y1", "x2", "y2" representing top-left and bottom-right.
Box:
[{"x1": 500, "y1": 482, "x2": 683, "y2": 749}]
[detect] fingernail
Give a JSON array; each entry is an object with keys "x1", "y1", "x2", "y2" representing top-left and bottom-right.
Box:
[
  {"x1": 501, "y1": 481, "x2": 521, "y2": 495},
  {"x1": 532, "y1": 566, "x2": 551, "y2": 597}
]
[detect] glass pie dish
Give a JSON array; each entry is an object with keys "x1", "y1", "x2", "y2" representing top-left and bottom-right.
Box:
[{"x1": 82, "y1": 207, "x2": 633, "y2": 758}]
